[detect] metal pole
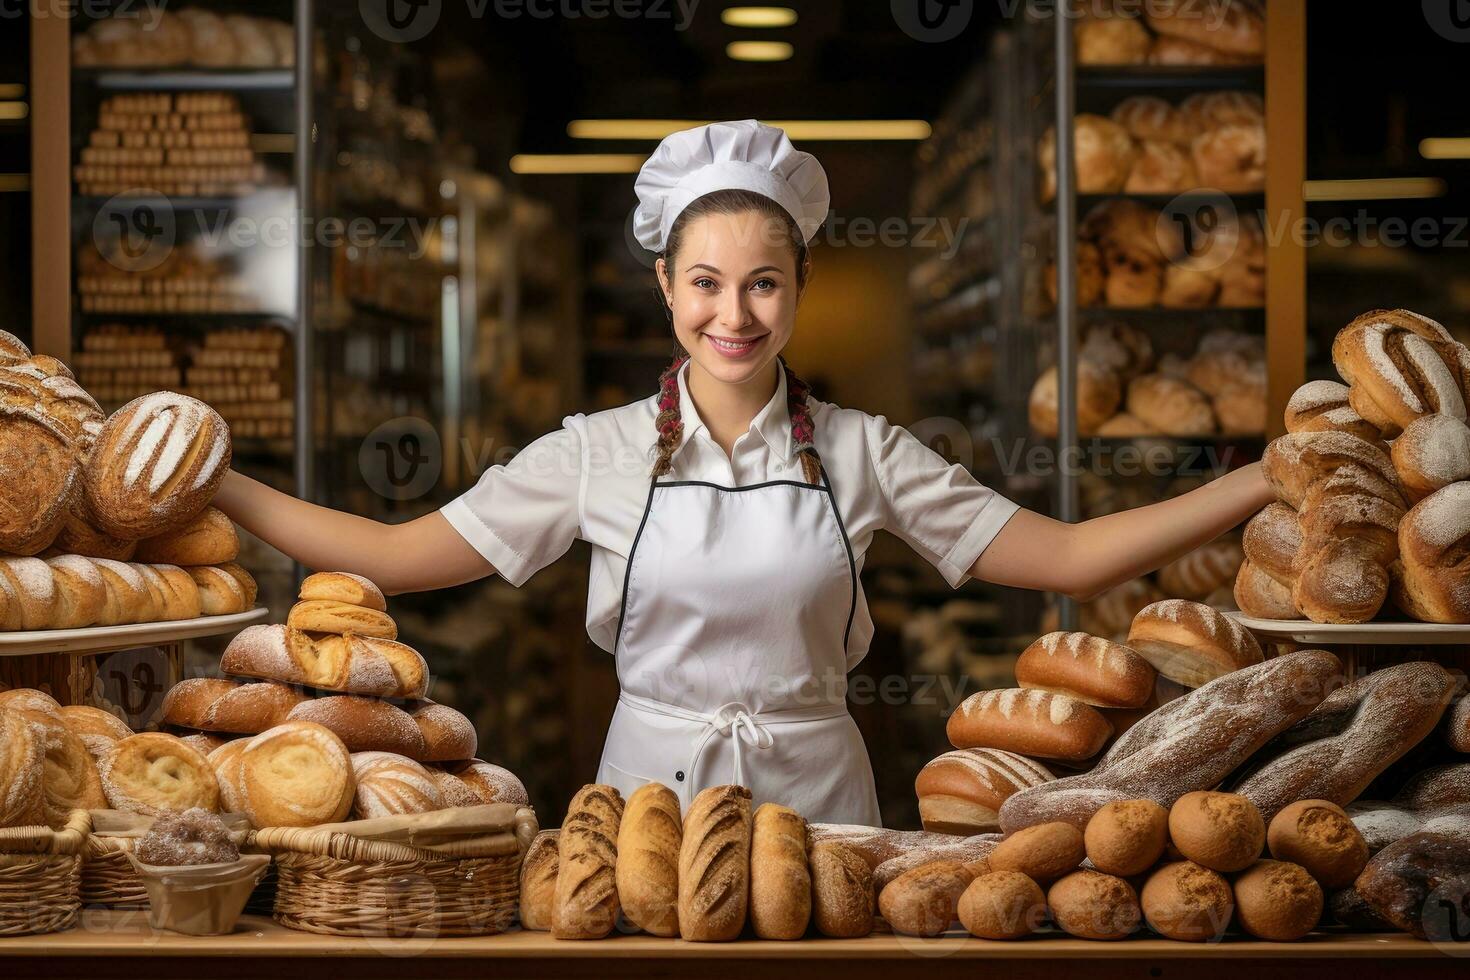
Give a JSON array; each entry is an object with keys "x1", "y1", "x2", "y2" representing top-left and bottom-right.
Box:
[
  {"x1": 293, "y1": 0, "x2": 314, "y2": 511},
  {"x1": 1054, "y1": 9, "x2": 1079, "y2": 631}
]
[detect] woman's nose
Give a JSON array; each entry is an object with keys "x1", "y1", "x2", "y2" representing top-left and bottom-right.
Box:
[{"x1": 719, "y1": 292, "x2": 750, "y2": 328}]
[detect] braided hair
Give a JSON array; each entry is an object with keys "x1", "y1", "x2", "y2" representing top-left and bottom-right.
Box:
[{"x1": 650, "y1": 189, "x2": 820, "y2": 484}]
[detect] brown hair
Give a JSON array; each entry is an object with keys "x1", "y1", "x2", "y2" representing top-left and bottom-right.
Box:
[{"x1": 651, "y1": 189, "x2": 821, "y2": 484}]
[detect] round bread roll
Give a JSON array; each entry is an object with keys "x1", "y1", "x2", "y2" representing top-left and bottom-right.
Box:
[
  {"x1": 409, "y1": 702, "x2": 477, "y2": 763},
  {"x1": 1141, "y1": 861, "x2": 1234, "y2": 942},
  {"x1": 1075, "y1": 14, "x2": 1150, "y2": 66},
  {"x1": 1395, "y1": 482, "x2": 1470, "y2": 623},
  {"x1": 1125, "y1": 599, "x2": 1263, "y2": 688},
  {"x1": 1266, "y1": 799, "x2": 1368, "y2": 888},
  {"x1": 519, "y1": 829, "x2": 559, "y2": 931},
  {"x1": 206, "y1": 738, "x2": 247, "y2": 813},
  {"x1": 1085, "y1": 799, "x2": 1169, "y2": 877},
  {"x1": 0, "y1": 707, "x2": 44, "y2": 827},
  {"x1": 809, "y1": 839, "x2": 874, "y2": 938},
  {"x1": 439, "y1": 758, "x2": 530, "y2": 805},
  {"x1": 285, "y1": 696, "x2": 427, "y2": 759},
  {"x1": 1233, "y1": 860, "x2": 1323, "y2": 941},
  {"x1": 915, "y1": 747, "x2": 1054, "y2": 835},
  {"x1": 1191, "y1": 123, "x2": 1266, "y2": 192},
  {"x1": 947, "y1": 688, "x2": 1111, "y2": 761},
  {"x1": 988, "y1": 822, "x2": 1085, "y2": 883},
  {"x1": 239, "y1": 721, "x2": 353, "y2": 827},
  {"x1": 1168, "y1": 791, "x2": 1265, "y2": 872},
  {"x1": 1082, "y1": 321, "x2": 1155, "y2": 381},
  {"x1": 1126, "y1": 375, "x2": 1215, "y2": 437},
  {"x1": 1233, "y1": 559, "x2": 1299, "y2": 620},
  {"x1": 100, "y1": 732, "x2": 220, "y2": 815},
  {"x1": 1028, "y1": 362, "x2": 1122, "y2": 438},
  {"x1": 285, "y1": 599, "x2": 397, "y2": 639},
  {"x1": 1284, "y1": 379, "x2": 1386, "y2": 447},
  {"x1": 298, "y1": 570, "x2": 387, "y2": 611},
  {"x1": 1392, "y1": 414, "x2": 1470, "y2": 503},
  {"x1": 878, "y1": 859, "x2": 974, "y2": 937},
  {"x1": 1048, "y1": 869, "x2": 1142, "y2": 940},
  {"x1": 160, "y1": 677, "x2": 306, "y2": 734},
  {"x1": 1015, "y1": 631, "x2": 1157, "y2": 708},
  {"x1": 58, "y1": 704, "x2": 133, "y2": 763},
  {"x1": 1126, "y1": 140, "x2": 1198, "y2": 195},
  {"x1": 350, "y1": 751, "x2": 443, "y2": 819},
  {"x1": 749, "y1": 802, "x2": 809, "y2": 940},
  {"x1": 957, "y1": 871, "x2": 1046, "y2": 940},
  {"x1": 134, "y1": 506, "x2": 239, "y2": 565},
  {"x1": 1242, "y1": 503, "x2": 1304, "y2": 588}
]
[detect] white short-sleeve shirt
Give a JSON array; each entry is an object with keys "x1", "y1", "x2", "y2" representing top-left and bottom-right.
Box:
[{"x1": 441, "y1": 359, "x2": 1019, "y2": 656}]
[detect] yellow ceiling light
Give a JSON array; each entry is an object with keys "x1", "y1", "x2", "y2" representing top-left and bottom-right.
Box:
[
  {"x1": 1303, "y1": 177, "x2": 1447, "y2": 201},
  {"x1": 721, "y1": 6, "x2": 797, "y2": 27},
  {"x1": 726, "y1": 41, "x2": 793, "y2": 61},
  {"x1": 1420, "y1": 137, "x2": 1470, "y2": 160},
  {"x1": 0, "y1": 102, "x2": 29, "y2": 120},
  {"x1": 509, "y1": 154, "x2": 645, "y2": 174},
  {"x1": 568, "y1": 119, "x2": 931, "y2": 141},
  {"x1": 0, "y1": 84, "x2": 24, "y2": 99}
]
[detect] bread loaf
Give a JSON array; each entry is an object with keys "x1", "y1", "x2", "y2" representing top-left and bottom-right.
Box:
[
  {"x1": 1075, "y1": 13, "x2": 1150, "y2": 66},
  {"x1": 1284, "y1": 379, "x2": 1386, "y2": 447},
  {"x1": 1167, "y1": 791, "x2": 1265, "y2": 872},
  {"x1": 808, "y1": 839, "x2": 874, "y2": 938},
  {"x1": 1354, "y1": 828, "x2": 1470, "y2": 939},
  {"x1": 0, "y1": 707, "x2": 43, "y2": 827},
  {"x1": 871, "y1": 834, "x2": 1000, "y2": 891},
  {"x1": 426, "y1": 768, "x2": 485, "y2": 809},
  {"x1": 1126, "y1": 375, "x2": 1214, "y2": 436},
  {"x1": 947, "y1": 688, "x2": 1111, "y2": 761},
  {"x1": 1141, "y1": 861, "x2": 1234, "y2": 941},
  {"x1": 0, "y1": 558, "x2": 59, "y2": 630},
  {"x1": 552, "y1": 784, "x2": 623, "y2": 939},
  {"x1": 957, "y1": 871, "x2": 1046, "y2": 940},
  {"x1": 82, "y1": 392, "x2": 230, "y2": 540},
  {"x1": 988, "y1": 822, "x2": 1085, "y2": 882},
  {"x1": 350, "y1": 751, "x2": 443, "y2": 819},
  {"x1": 285, "y1": 695, "x2": 427, "y2": 759},
  {"x1": 189, "y1": 563, "x2": 255, "y2": 615},
  {"x1": 1392, "y1": 414, "x2": 1470, "y2": 503},
  {"x1": 1014, "y1": 631, "x2": 1156, "y2": 708},
  {"x1": 678, "y1": 784, "x2": 751, "y2": 942},
  {"x1": 58, "y1": 704, "x2": 132, "y2": 763},
  {"x1": 915, "y1": 748, "x2": 1053, "y2": 835},
  {"x1": 45, "y1": 555, "x2": 106, "y2": 629},
  {"x1": 160, "y1": 677, "x2": 306, "y2": 734},
  {"x1": 1267, "y1": 799, "x2": 1368, "y2": 887},
  {"x1": 0, "y1": 385, "x2": 82, "y2": 555},
  {"x1": 1332, "y1": 309, "x2": 1470, "y2": 438},
  {"x1": 998, "y1": 649, "x2": 1343, "y2": 833},
  {"x1": 1445, "y1": 696, "x2": 1470, "y2": 752},
  {"x1": 1393, "y1": 482, "x2": 1470, "y2": 623},
  {"x1": 519, "y1": 829, "x2": 559, "y2": 931},
  {"x1": 1048, "y1": 869, "x2": 1142, "y2": 940},
  {"x1": 1233, "y1": 859, "x2": 1322, "y2": 941},
  {"x1": 1126, "y1": 599, "x2": 1262, "y2": 687},
  {"x1": 749, "y1": 803, "x2": 809, "y2": 940},
  {"x1": 1233, "y1": 559, "x2": 1299, "y2": 619},
  {"x1": 1146, "y1": 0, "x2": 1263, "y2": 56},
  {"x1": 238, "y1": 721, "x2": 353, "y2": 827},
  {"x1": 1346, "y1": 763, "x2": 1470, "y2": 854},
  {"x1": 222, "y1": 624, "x2": 427, "y2": 698},
  {"x1": 1157, "y1": 538, "x2": 1243, "y2": 600},
  {"x1": 878, "y1": 860, "x2": 974, "y2": 937},
  {"x1": 0, "y1": 690, "x2": 107, "y2": 827},
  {"x1": 89, "y1": 558, "x2": 152, "y2": 625},
  {"x1": 286, "y1": 599, "x2": 397, "y2": 639},
  {"x1": 298, "y1": 570, "x2": 386, "y2": 610},
  {"x1": 615, "y1": 782, "x2": 682, "y2": 937},
  {"x1": 409, "y1": 702, "x2": 476, "y2": 762},
  {"x1": 100, "y1": 732, "x2": 220, "y2": 815},
  {"x1": 438, "y1": 758, "x2": 529, "y2": 805},
  {"x1": 135, "y1": 506, "x2": 238, "y2": 564}
]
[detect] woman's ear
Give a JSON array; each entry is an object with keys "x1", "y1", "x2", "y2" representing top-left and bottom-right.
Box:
[{"x1": 655, "y1": 257, "x2": 674, "y2": 307}]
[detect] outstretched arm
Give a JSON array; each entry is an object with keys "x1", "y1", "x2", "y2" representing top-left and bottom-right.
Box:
[
  {"x1": 212, "y1": 470, "x2": 495, "y2": 595},
  {"x1": 970, "y1": 461, "x2": 1274, "y2": 602}
]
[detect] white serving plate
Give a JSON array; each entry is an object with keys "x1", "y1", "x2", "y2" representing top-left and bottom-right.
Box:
[
  {"x1": 0, "y1": 608, "x2": 269, "y2": 657},
  {"x1": 1229, "y1": 612, "x2": 1470, "y2": 646}
]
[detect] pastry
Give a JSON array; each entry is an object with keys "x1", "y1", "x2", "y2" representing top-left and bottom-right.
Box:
[
  {"x1": 1014, "y1": 631, "x2": 1156, "y2": 708},
  {"x1": 1140, "y1": 861, "x2": 1234, "y2": 942},
  {"x1": 222, "y1": 624, "x2": 427, "y2": 698},
  {"x1": 749, "y1": 802, "x2": 809, "y2": 940},
  {"x1": 1125, "y1": 599, "x2": 1263, "y2": 687},
  {"x1": 350, "y1": 751, "x2": 443, "y2": 819},
  {"x1": 100, "y1": 732, "x2": 220, "y2": 815},
  {"x1": 1084, "y1": 799, "x2": 1169, "y2": 876},
  {"x1": 616, "y1": 782, "x2": 682, "y2": 937},
  {"x1": 1048, "y1": 869, "x2": 1142, "y2": 940},
  {"x1": 1167, "y1": 791, "x2": 1265, "y2": 872},
  {"x1": 298, "y1": 570, "x2": 387, "y2": 610},
  {"x1": 1233, "y1": 860, "x2": 1322, "y2": 941},
  {"x1": 553, "y1": 784, "x2": 623, "y2": 940},
  {"x1": 285, "y1": 599, "x2": 397, "y2": 639},
  {"x1": 915, "y1": 747, "x2": 1053, "y2": 835},
  {"x1": 808, "y1": 839, "x2": 874, "y2": 938},
  {"x1": 946, "y1": 688, "x2": 1112, "y2": 761},
  {"x1": 957, "y1": 871, "x2": 1045, "y2": 940},
  {"x1": 678, "y1": 784, "x2": 751, "y2": 942}
]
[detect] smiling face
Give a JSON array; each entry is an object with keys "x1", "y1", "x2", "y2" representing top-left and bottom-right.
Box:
[{"x1": 657, "y1": 207, "x2": 807, "y2": 388}]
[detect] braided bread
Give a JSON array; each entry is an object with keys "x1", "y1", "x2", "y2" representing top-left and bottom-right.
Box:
[
  {"x1": 1331, "y1": 309, "x2": 1470, "y2": 437},
  {"x1": 1391, "y1": 482, "x2": 1470, "y2": 623},
  {"x1": 221, "y1": 623, "x2": 427, "y2": 698}
]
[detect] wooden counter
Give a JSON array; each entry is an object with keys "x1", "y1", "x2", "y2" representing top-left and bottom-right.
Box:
[{"x1": 0, "y1": 911, "x2": 1460, "y2": 980}]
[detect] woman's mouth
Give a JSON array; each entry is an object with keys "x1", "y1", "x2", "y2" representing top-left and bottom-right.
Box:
[{"x1": 705, "y1": 334, "x2": 766, "y2": 358}]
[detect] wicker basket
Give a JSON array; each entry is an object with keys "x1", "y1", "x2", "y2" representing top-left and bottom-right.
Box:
[
  {"x1": 82, "y1": 810, "x2": 256, "y2": 909},
  {"x1": 0, "y1": 810, "x2": 91, "y2": 936},
  {"x1": 252, "y1": 804, "x2": 537, "y2": 939}
]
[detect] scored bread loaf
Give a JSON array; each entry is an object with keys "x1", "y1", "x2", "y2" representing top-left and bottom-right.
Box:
[
  {"x1": 915, "y1": 748, "x2": 1054, "y2": 835},
  {"x1": 749, "y1": 803, "x2": 810, "y2": 940},
  {"x1": 1014, "y1": 631, "x2": 1156, "y2": 708},
  {"x1": 553, "y1": 784, "x2": 624, "y2": 940},
  {"x1": 160, "y1": 677, "x2": 306, "y2": 734},
  {"x1": 0, "y1": 558, "x2": 59, "y2": 630},
  {"x1": 1125, "y1": 599, "x2": 1263, "y2": 687},
  {"x1": 350, "y1": 751, "x2": 443, "y2": 819},
  {"x1": 285, "y1": 695, "x2": 427, "y2": 760},
  {"x1": 188, "y1": 563, "x2": 256, "y2": 615},
  {"x1": 286, "y1": 599, "x2": 397, "y2": 639},
  {"x1": 1285, "y1": 379, "x2": 1386, "y2": 448},
  {"x1": 1331, "y1": 309, "x2": 1470, "y2": 438},
  {"x1": 808, "y1": 839, "x2": 874, "y2": 938},
  {"x1": 44, "y1": 555, "x2": 106, "y2": 629},
  {"x1": 1393, "y1": 482, "x2": 1470, "y2": 623},
  {"x1": 135, "y1": 506, "x2": 239, "y2": 565},
  {"x1": 298, "y1": 570, "x2": 386, "y2": 610},
  {"x1": 678, "y1": 784, "x2": 752, "y2": 942},
  {"x1": 0, "y1": 707, "x2": 44, "y2": 827},
  {"x1": 1156, "y1": 538, "x2": 1242, "y2": 600},
  {"x1": 238, "y1": 721, "x2": 353, "y2": 827},
  {"x1": 615, "y1": 782, "x2": 682, "y2": 937},
  {"x1": 222, "y1": 624, "x2": 427, "y2": 698},
  {"x1": 519, "y1": 829, "x2": 559, "y2": 931},
  {"x1": 437, "y1": 758, "x2": 529, "y2": 805},
  {"x1": 947, "y1": 688, "x2": 1112, "y2": 761}
]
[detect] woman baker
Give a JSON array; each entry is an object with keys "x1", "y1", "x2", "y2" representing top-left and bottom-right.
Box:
[{"x1": 216, "y1": 120, "x2": 1275, "y2": 825}]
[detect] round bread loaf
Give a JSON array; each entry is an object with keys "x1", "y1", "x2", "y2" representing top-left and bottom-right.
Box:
[
  {"x1": 1140, "y1": 861, "x2": 1234, "y2": 942},
  {"x1": 298, "y1": 570, "x2": 386, "y2": 611},
  {"x1": 438, "y1": 758, "x2": 529, "y2": 805},
  {"x1": 1014, "y1": 632, "x2": 1156, "y2": 708},
  {"x1": 878, "y1": 859, "x2": 974, "y2": 937},
  {"x1": 988, "y1": 822, "x2": 1085, "y2": 882},
  {"x1": 1267, "y1": 799, "x2": 1368, "y2": 888},
  {"x1": 285, "y1": 696, "x2": 427, "y2": 759},
  {"x1": 4, "y1": 689, "x2": 108, "y2": 827},
  {"x1": 1048, "y1": 869, "x2": 1141, "y2": 940},
  {"x1": 160, "y1": 677, "x2": 306, "y2": 734},
  {"x1": 1233, "y1": 860, "x2": 1323, "y2": 941},
  {"x1": 1168, "y1": 791, "x2": 1265, "y2": 872},
  {"x1": 1126, "y1": 599, "x2": 1263, "y2": 688},
  {"x1": 519, "y1": 829, "x2": 559, "y2": 931},
  {"x1": 285, "y1": 599, "x2": 397, "y2": 639},
  {"x1": 409, "y1": 702, "x2": 477, "y2": 762},
  {"x1": 748, "y1": 802, "x2": 809, "y2": 940},
  {"x1": 1126, "y1": 374, "x2": 1215, "y2": 437},
  {"x1": 350, "y1": 751, "x2": 443, "y2": 819},
  {"x1": 946, "y1": 688, "x2": 1112, "y2": 761},
  {"x1": 1085, "y1": 799, "x2": 1169, "y2": 877},
  {"x1": 239, "y1": 721, "x2": 353, "y2": 827},
  {"x1": 100, "y1": 732, "x2": 219, "y2": 815},
  {"x1": 808, "y1": 839, "x2": 874, "y2": 938},
  {"x1": 915, "y1": 748, "x2": 1054, "y2": 835},
  {"x1": 58, "y1": 704, "x2": 132, "y2": 763},
  {"x1": 1391, "y1": 414, "x2": 1470, "y2": 502},
  {"x1": 1284, "y1": 379, "x2": 1386, "y2": 446},
  {"x1": 426, "y1": 768, "x2": 485, "y2": 809},
  {"x1": 957, "y1": 871, "x2": 1046, "y2": 940},
  {"x1": 1394, "y1": 483, "x2": 1470, "y2": 623},
  {"x1": 1242, "y1": 502, "x2": 1303, "y2": 588}
]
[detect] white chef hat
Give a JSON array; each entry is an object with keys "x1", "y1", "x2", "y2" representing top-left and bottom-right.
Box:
[{"x1": 632, "y1": 119, "x2": 830, "y2": 253}]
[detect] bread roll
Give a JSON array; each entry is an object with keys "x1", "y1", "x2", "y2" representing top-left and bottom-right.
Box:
[
  {"x1": 1168, "y1": 791, "x2": 1265, "y2": 872},
  {"x1": 298, "y1": 570, "x2": 387, "y2": 610},
  {"x1": 90, "y1": 558, "x2": 152, "y2": 625},
  {"x1": 409, "y1": 702, "x2": 476, "y2": 762},
  {"x1": 616, "y1": 782, "x2": 682, "y2": 937},
  {"x1": 1159, "y1": 259, "x2": 1221, "y2": 309},
  {"x1": 45, "y1": 555, "x2": 106, "y2": 629},
  {"x1": 82, "y1": 392, "x2": 230, "y2": 540},
  {"x1": 1037, "y1": 114, "x2": 1136, "y2": 202},
  {"x1": 1015, "y1": 631, "x2": 1156, "y2": 708},
  {"x1": 808, "y1": 839, "x2": 874, "y2": 938},
  {"x1": 1392, "y1": 414, "x2": 1470, "y2": 502},
  {"x1": 1085, "y1": 799, "x2": 1169, "y2": 877},
  {"x1": 188, "y1": 563, "x2": 254, "y2": 615},
  {"x1": 1126, "y1": 140, "x2": 1198, "y2": 194},
  {"x1": 0, "y1": 558, "x2": 59, "y2": 630},
  {"x1": 749, "y1": 803, "x2": 809, "y2": 940},
  {"x1": 552, "y1": 783, "x2": 624, "y2": 940},
  {"x1": 1126, "y1": 375, "x2": 1215, "y2": 437},
  {"x1": 206, "y1": 739, "x2": 248, "y2": 813},
  {"x1": 1157, "y1": 538, "x2": 1243, "y2": 600},
  {"x1": 1110, "y1": 95, "x2": 1193, "y2": 144},
  {"x1": 676, "y1": 784, "x2": 751, "y2": 941},
  {"x1": 988, "y1": 822, "x2": 1085, "y2": 883},
  {"x1": 1140, "y1": 861, "x2": 1234, "y2": 941},
  {"x1": 1125, "y1": 599, "x2": 1263, "y2": 687},
  {"x1": 519, "y1": 829, "x2": 559, "y2": 931},
  {"x1": 286, "y1": 695, "x2": 427, "y2": 759},
  {"x1": 877, "y1": 859, "x2": 973, "y2": 937},
  {"x1": 239, "y1": 721, "x2": 353, "y2": 827},
  {"x1": 1102, "y1": 245, "x2": 1164, "y2": 308},
  {"x1": 915, "y1": 748, "x2": 1054, "y2": 835},
  {"x1": 58, "y1": 704, "x2": 132, "y2": 763},
  {"x1": 947, "y1": 688, "x2": 1111, "y2": 761},
  {"x1": 1233, "y1": 559, "x2": 1299, "y2": 620},
  {"x1": 1242, "y1": 503, "x2": 1304, "y2": 588},
  {"x1": 957, "y1": 871, "x2": 1045, "y2": 940},
  {"x1": 1147, "y1": 0, "x2": 1264, "y2": 57},
  {"x1": 100, "y1": 732, "x2": 220, "y2": 815},
  {"x1": 1075, "y1": 14, "x2": 1150, "y2": 66},
  {"x1": 439, "y1": 758, "x2": 529, "y2": 805},
  {"x1": 1284, "y1": 379, "x2": 1386, "y2": 447},
  {"x1": 0, "y1": 704, "x2": 44, "y2": 827},
  {"x1": 1267, "y1": 799, "x2": 1368, "y2": 888},
  {"x1": 223, "y1": 624, "x2": 427, "y2": 698},
  {"x1": 135, "y1": 506, "x2": 239, "y2": 564},
  {"x1": 1028, "y1": 362, "x2": 1122, "y2": 438},
  {"x1": 160, "y1": 677, "x2": 306, "y2": 734},
  {"x1": 1233, "y1": 860, "x2": 1322, "y2": 941},
  {"x1": 350, "y1": 751, "x2": 443, "y2": 819},
  {"x1": 1048, "y1": 869, "x2": 1142, "y2": 940},
  {"x1": 285, "y1": 599, "x2": 397, "y2": 639},
  {"x1": 1394, "y1": 483, "x2": 1470, "y2": 623},
  {"x1": 1191, "y1": 123, "x2": 1266, "y2": 192}
]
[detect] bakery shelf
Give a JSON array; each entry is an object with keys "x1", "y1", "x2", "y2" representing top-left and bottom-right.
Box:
[
  {"x1": 74, "y1": 69, "x2": 296, "y2": 92},
  {"x1": 1075, "y1": 191, "x2": 1265, "y2": 213},
  {"x1": 1075, "y1": 65, "x2": 1264, "y2": 91},
  {"x1": 1231, "y1": 613, "x2": 1470, "y2": 646},
  {"x1": 0, "y1": 608, "x2": 267, "y2": 658}
]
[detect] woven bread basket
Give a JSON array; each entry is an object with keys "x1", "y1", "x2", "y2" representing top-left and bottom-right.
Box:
[
  {"x1": 82, "y1": 810, "x2": 255, "y2": 909},
  {"x1": 0, "y1": 810, "x2": 91, "y2": 935},
  {"x1": 251, "y1": 803, "x2": 537, "y2": 938}
]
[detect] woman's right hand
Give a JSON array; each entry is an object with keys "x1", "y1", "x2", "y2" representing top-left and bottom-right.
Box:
[{"x1": 212, "y1": 470, "x2": 495, "y2": 595}]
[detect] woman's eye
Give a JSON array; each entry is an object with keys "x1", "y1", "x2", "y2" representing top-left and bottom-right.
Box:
[
  {"x1": 693, "y1": 277, "x2": 717, "y2": 290},
  {"x1": 750, "y1": 278, "x2": 776, "y2": 291}
]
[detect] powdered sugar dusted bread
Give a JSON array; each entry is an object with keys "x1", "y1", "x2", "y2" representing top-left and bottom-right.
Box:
[
  {"x1": 285, "y1": 695, "x2": 427, "y2": 760},
  {"x1": 1015, "y1": 631, "x2": 1156, "y2": 708},
  {"x1": 947, "y1": 688, "x2": 1112, "y2": 761},
  {"x1": 1284, "y1": 379, "x2": 1386, "y2": 447},
  {"x1": 1242, "y1": 502, "x2": 1302, "y2": 587},
  {"x1": 916, "y1": 748, "x2": 1054, "y2": 834},
  {"x1": 999, "y1": 650, "x2": 1342, "y2": 833},
  {"x1": 1126, "y1": 599, "x2": 1262, "y2": 687},
  {"x1": 298, "y1": 570, "x2": 386, "y2": 611},
  {"x1": 1393, "y1": 482, "x2": 1470, "y2": 622},
  {"x1": 160, "y1": 677, "x2": 306, "y2": 734},
  {"x1": 1393, "y1": 414, "x2": 1470, "y2": 502},
  {"x1": 238, "y1": 721, "x2": 353, "y2": 827},
  {"x1": 222, "y1": 623, "x2": 427, "y2": 698},
  {"x1": 350, "y1": 751, "x2": 443, "y2": 818},
  {"x1": 1332, "y1": 308, "x2": 1470, "y2": 437}
]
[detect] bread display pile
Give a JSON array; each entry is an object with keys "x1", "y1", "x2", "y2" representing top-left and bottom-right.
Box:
[
  {"x1": 1074, "y1": 0, "x2": 1263, "y2": 68},
  {"x1": 1030, "y1": 323, "x2": 1265, "y2": 437},
  {"x1": 1241, "y1": 307, "x2": 1470, "y2": 623},
  {"x1": 1039, "y1": 92, "x2": 1265, "y2": 201},
  {"x1": 71, "y1": 8, "x2": 294, "y2": 69},
  {"x1": 78, "y1": 240, "x2": 264, "y2": 315}
]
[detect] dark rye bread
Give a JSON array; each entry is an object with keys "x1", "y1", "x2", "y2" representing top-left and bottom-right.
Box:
[
  {"x1": 1354, "y1": 828, "x2": 1470, "y2": 939},
  {"x1": 997, "y1": 649, "x2": 1343, "y2": 833},
  {"x1": 1348, "y1": 762, "x2": 1470, "y2": 854}
]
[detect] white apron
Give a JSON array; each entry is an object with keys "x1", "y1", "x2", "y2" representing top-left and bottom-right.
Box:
[{"x1": 596, "y1": 466, "x2": 882, "y2": 826}]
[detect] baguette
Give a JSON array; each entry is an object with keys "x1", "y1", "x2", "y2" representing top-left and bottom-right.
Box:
[
  {"x1": 677, "y1": 784, "x2": 752, "y2": 941},
  {"x1": 749, "y1": 803, "x2": 810, "y2": 940},
  {"x1": 552, "y1": 784, "x2": 623, "y2": 939},
  {"x1": 615, "y1": 782, "x2": 682, "y2": 936}
]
